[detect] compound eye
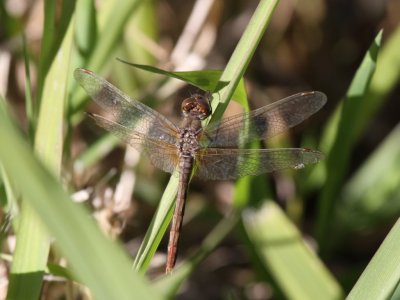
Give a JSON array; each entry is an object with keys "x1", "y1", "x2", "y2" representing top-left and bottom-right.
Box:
[
  {"x1": 193, "y1": 95, "x2": 212, "y2": 119},
  {"x1": 181, "y1": 98, "x2": 196, "y2": 115},
  {"x1": 181, "y1": 94, "x2": 212, "y2": 119}
]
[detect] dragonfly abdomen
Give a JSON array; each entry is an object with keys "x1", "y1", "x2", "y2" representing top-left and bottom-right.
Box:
[{"x1": 166, "y1": 155, "x2": 193, "y2": 273}]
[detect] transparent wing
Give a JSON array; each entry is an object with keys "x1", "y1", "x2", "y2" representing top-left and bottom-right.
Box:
[
  {"x1": 195, "y1": 148, "x2": 324, "y2": 180},
  {"x1": 89, "y1": 114, "x2": 178, "y2": 174},
  {"x1": 200, "y1": 91, "x2": 326, "y2": 148},
  {"x1": 74, "y1": 68, "x2": 179, "y2": 146}
]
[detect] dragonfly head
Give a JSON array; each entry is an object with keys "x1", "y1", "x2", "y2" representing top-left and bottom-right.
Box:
[{"x1": 181, "y1": 94, "x2": 212, "y2": 120}]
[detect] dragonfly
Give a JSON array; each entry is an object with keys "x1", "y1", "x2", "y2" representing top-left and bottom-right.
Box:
[{"x1": 74, "y1": 68, "x2": 327, "y2": 274}]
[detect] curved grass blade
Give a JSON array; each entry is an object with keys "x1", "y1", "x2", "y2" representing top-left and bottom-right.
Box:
[
  {"x1": 117, "y1": 59, "x2": 228, "y2": 92},
  {"x1": 335, "y1": 124, "x2": 400, "y2": 235},
  {"x1": 347, "y1": 219, "x2": 400, "y2": 300},
  {"x1": 7, "y1": 17, "x2": 74, "y2": 300},
  {"x1": 0, "y1": 100, "x2": 161, "y2": 300},
  {"x1": 243, "y1": 202, "x2": 343, "y2": 300},
  {"x1": 316, "y1": 31, "x2": 383, "y2": 250},
  {"x1": 70, "y1": 0, "x2": 144, "y2": 114},
  {"x1": 116, "y1": 59, "x2": 249, "y2": 105}
]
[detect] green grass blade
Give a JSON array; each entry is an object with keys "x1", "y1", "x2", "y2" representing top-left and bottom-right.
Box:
[
  {"x1": 35, "y1": 0, "x2": 56, "y2": 109},
  {"x1": 347, "y1": 219, "x2": 400, "y2": 300},
  {"x1": 335, "y1": 124, "x2": 400, "y2": 235},
  {"x1": 7, "y1": 17, "x2": 74, "y2": 300},
  {"x1": 70, "y1": 0, "x2": 143, "y2": 114},
  {"x1": 122, "y1": 0, "x2": 157, "y2": 68},
  {"x1": 75, "y1": 0, "x2": 97, "y2": 58},
  {"x1": 22, "y1": 34, "x2": 34, "y2": 141},
  {"x1": 35, "y1": 24, "x2": 73, "y2": 173},
  {"x1": 36, "y1": 0, "x2": 75, "y2": 110},
  {"x1": 133, "y1": 0, "x2": 280, "y2": 274},
  {"x1": 74, "y1": 1, "x2": 158, "y2": 174},
  {"x1": 210, "y1": 0, "x2": 279, "y2": 121},
  {"x1": 69, "y1": 0, "x2": 97, "y2": 95},
  {"x1": 116, "y1": 60, "x2": 229, "y2": 92},
  {"x1": 115, "y1": 61, "x2": 249, "y2": 104},
  {"x1": 0, "y1": 104, "x2": 162, "y2": 300},
  {"x1": 86, "y1": 0, "x2": 143, "y2": 70},
  {"x1": 364, "y1": 26, "x2": 400, "y2": 129},
  {"x1": 316, "y1": 31, "x2": 383, "y2": 249},
  {"x1": 243, "y1": 201, "x2": 343, "y2": 300}
]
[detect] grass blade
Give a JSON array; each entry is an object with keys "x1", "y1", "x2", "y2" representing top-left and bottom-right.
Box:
[
  {"x1": 347, "y1": 219, "x2": 400, "y2": 299},
  {"x1": 316, "y1": 31, "x2": 383, "y2": 249},
  {"x1": 35, "y1": 0, "x2": 56, "y2": 108},
  {"x1": 22, "y1": 34, "x2": 34, "y2": 141},
  {"x1": 335, "y1": 124, "x2": 400, "y2": 235},
  {"x1": 7, "y1": 17, "x2": 74, "y2": 300},
  {"x1": 116, "y1": 60, "x2": 229, "y2": 92},
  {"x1": 243, "y1": 201, "x2": 343, "y2": 300},
  {"x1": 70, "y1": 0, "x2": 143, "y2": 114},
  {"x1": 0, "y1": 98, "x2": 161, "y2": 300}
]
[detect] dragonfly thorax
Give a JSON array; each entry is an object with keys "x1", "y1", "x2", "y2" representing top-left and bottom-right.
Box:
[{"x1": 177, "y1": 128, "x2": 200, "y2": 157}]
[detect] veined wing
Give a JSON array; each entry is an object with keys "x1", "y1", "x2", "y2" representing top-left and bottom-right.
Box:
[
  {"x1": 200, "y1": 91, "x2": 326, "y2": 148},
  {"x1": 74, "y1": 68, "x2": 179, "y2": 145},
  {"x1": 89, "y1": 114, "x2": 179, "y2": 174},
  {"x1": 194, "y1": 148, "x2": 324, "y2": 180}
]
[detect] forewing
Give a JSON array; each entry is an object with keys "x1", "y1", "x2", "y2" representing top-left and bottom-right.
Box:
[
  {"x1": 200, "y1": 91, "x2": 326, "y2": 148},
  {"x1": 195, "y1": 148, "x2": 324, "y2": 180},
  {"x1": 74, "y1": 68, "x2": 179, "y2": 145},
  {"x1": 89, "y1": 114, "x2": 178, "y2": 174}
]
